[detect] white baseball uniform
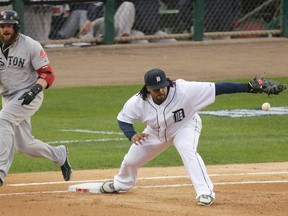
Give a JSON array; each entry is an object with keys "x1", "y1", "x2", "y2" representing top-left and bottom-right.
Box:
[
  {"x1": 0, "y1": 34, "x2": 66, "y2": 182},
  {"x1": 116, "y1": 79, "x2": 216, "y2": 199}
]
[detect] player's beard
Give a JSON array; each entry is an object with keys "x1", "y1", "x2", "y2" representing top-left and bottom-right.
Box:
[
  {"x1": 154, "y1": 94, "x2": 167, "y2": 104},
  {"x1": 0, "y1": 31, "x2": 19, "y2": 44}
]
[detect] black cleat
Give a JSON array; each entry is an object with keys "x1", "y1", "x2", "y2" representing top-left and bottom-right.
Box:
[
  {"x1": 60, "y1": 148, "x2": 72, "y2": 181},
  {"x1": 0, "y1": 178, "x2": 3, "y2": 187}
]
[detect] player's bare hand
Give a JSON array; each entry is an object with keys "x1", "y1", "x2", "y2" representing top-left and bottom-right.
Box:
[
  {"x1": 80, "y1": 20, "x2": 92, "y2": 35},
  {"x1": 131, "y1": 133, "x2": 148, "y2": 145}
]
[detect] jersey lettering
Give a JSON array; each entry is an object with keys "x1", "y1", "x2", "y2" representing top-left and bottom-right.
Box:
[
  {"x1": 7, "y1": 56, "x2": 25, "y2": 67},
  {"x1": 173, "y1": 108, "x2": 185, "y2": 123},
  {"x1": 0, "y1": 58, "x2": 4, "y2": 66}
]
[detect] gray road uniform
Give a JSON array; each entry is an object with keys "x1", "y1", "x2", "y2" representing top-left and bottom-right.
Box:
[{"x1": 0, "y1": 34, "x2": 66, "y2": 183}]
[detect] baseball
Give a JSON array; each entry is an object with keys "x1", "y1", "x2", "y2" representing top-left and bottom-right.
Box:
[{"x1": 262, "y1": 102, "x2": 271, "y2": 111}]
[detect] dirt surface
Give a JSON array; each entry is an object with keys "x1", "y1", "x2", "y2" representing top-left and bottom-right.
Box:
[
  {"x1": 47, "y1": 37, "x2": 288, "y2": 88},
  {"x1": 1, "y1": 38, "x2": 288, "y2": 216}
]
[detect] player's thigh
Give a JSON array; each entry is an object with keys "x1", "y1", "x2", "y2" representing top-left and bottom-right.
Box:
[
  {"x1": 14, "y1": 120, "x2": 35, "y2": 152},
  {"x1": 173, "y1": 126, "x2": 201, "y2": 153},
  {"x1": 0, "y1": 92, "x2": 43, "y2": 126},
  {"x1": 123, "y1": 137, "x2": 171, "y2": 167}
]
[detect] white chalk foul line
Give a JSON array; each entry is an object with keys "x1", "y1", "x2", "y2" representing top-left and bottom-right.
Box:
[
  {"x1": 5, "y1": 171, "x2": 288, "y2": 187},
  {"x1": 60, "y1": 129, "x2": 123, "y2": 135},
  {"x1": 0, "y1": 190, "x2": 69, "y2": 196},
  {"x1": 46, "y1": 129, "x2": 126, "y2": 144},
  {"x1": 137, "y1": 180, "x2": 288, "y2": 189},
  {"x1": 47, "y1": 137, "x2": 125, "y2": 145},
  {"x1": 1, "y1": 180, "x2": 288, "y2": 197}
]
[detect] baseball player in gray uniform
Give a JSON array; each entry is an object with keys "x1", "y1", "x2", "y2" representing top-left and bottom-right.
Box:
[
  {"x1": 100, "y1": 68, "x2": 286, "y2": 206},
  {"x1": 0, "y1": 10, "x2": 72, "y2": 186}
]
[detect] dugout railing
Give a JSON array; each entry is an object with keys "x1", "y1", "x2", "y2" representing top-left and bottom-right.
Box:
[{"x1": 1, "y1": 0, "x2": 287, "y2": 46}]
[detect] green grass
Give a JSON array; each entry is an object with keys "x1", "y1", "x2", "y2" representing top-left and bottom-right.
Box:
[{"x1": 9, "y1": 77, "x2": 288, "y2": 173}]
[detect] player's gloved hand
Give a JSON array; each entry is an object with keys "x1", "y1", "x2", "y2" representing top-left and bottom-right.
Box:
[
  {"x1": 248, "y1": 76, "x2": 265, "y2": 93},
  {"x1": 18, "y1": 84, "x2": 43, "y2": 105},
  {"x1": 248, "y1": 75, "x2": 286, "y2": 95}
]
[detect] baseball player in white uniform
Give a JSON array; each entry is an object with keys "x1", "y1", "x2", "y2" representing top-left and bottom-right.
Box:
[
  {"x1": 0, "y1": 10, "x2": 72, "y2": 187},
  {"x1": 99, "y1": 68, "x2": 282, "y2": 206}
]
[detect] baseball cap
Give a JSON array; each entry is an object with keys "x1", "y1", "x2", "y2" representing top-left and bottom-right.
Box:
[{"x1": 144, "y1": 69, "x2": 169, "y2": 90}]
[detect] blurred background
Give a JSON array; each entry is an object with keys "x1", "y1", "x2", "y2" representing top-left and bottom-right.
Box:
[{"x1": 0, "y1": 0, "x2": 285, "y2": 45}]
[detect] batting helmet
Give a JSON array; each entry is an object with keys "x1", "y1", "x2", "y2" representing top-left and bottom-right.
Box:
[{"x1": 0, "y1": 10, "x2": 21, "y2": 32}]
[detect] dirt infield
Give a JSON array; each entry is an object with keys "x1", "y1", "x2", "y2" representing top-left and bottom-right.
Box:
[
  {"x1": 1, "y1": 163, "x2": 288, "y2": 216},
  {"x1": 0, "y1": 38, "x2": 288, "y2": 216}
]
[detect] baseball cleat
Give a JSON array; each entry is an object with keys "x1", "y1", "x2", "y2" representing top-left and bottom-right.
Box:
[
  {"x1": 100, "y1": 180, "x2": 118, "y2": 193},
  {"x1": 60, "y1": 147, "x2": 72, "y2": 181},
  {"x1": 0, "y1": 178, "x2": 3, "y2": 187},
  {"x1": 198, "y1": 195, "x2": 214, "y2": 206}
]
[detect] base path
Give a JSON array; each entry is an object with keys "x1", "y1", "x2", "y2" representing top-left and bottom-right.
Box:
[{"x1": 1, "y1": 162, "x2": 288, "y2": 216}]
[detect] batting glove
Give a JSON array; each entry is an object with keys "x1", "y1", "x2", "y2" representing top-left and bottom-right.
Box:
[{"x1": 18, "y1": 84, "x2": 43, "y2": 105}]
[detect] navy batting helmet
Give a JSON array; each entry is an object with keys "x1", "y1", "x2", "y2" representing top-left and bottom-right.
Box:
[{"x1": 0, "y1": 10, "x2": 21, "y2": 32}]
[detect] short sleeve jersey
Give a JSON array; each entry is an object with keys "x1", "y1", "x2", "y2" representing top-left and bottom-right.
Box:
[
  {"x1": 0, "y1": 34, "x2": 49, "y2": 96},
  {"x1": 117, "y1": 79, "x2": 216, "y2": 142}
]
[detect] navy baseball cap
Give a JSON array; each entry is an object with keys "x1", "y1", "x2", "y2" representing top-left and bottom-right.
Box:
[{"x1": 144, "y1": 69, "x2": 169, "y2": 90}]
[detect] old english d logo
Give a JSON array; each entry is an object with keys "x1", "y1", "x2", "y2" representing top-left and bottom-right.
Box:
[
  {"x1": 156, "y1": 76, "x2": 161, "y2": 83},
  {"x1": 173, "y1": 108, "x2": 185, "y2": 122}
]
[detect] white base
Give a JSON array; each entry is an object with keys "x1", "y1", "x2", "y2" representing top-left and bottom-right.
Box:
[{"x1": 68, "y1": 182, "x2": 103, "y2": 194}]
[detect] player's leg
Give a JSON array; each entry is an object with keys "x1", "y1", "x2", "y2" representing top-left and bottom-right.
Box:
[
  {"x1": 79, "y1": 11, "x2": 94, "y2": 39},
  {"x1": 129, "y1": 30, "x2": 149, "y2": 43},
  {"x1": 149, "y1": 30, "x2": 177, "y2": 43},
  {"x1": 13, "y1": 117, "x2": 71, "y2": 181},
  {"x1": 2, "y1": 91, "x2": 71, "y2": 181},
  {"x1": 14, "y1": 119, "x2": 67, "y2": 166},
  {"x1": 58, "y1": 10, "x2": 84, "y2": 39},
  {"x1": 102, "y1": 135, "x2": 172, "y2": 192},
  {"x1": 0, "y1": 92, "x2": 40, "y2": 186},
  {"x1": 0, "y1": 119, "x2": 15, "y2": 186},
  {"x1": 114, "y1": 1, "x2": 135, "y2": 37},
  {"x1": 173, "y1": 115, "x2": 215, "y2": 204},
  {"x1": 92, "y1": 18, "x2": 104, "y2": 38}
]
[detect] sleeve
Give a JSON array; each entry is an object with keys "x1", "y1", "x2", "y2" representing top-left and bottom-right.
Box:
[
  {"x1": 117, "y1": 94, "x2": 142, "y2": 124},
  {"x1": 181, "y1": 80, "x2": 216, "y2": 111},
  {"x1": 215, "y1": 82, "x2": 249, "y2": 95},
  {"x1": 30, "y1": 41, "x2": 50, "y2": 70},
  {"x1": 118, "y1": 120, "x2": 137, "y2": 141}
]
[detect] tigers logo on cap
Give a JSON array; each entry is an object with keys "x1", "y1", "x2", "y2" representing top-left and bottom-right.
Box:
[{"x1": 144, "y1": 69, "x2": 169, "y2": 90}]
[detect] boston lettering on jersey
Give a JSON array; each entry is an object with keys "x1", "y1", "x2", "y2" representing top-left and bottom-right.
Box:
[{"x1": 0, "y1": 56, "x2": 25, "y2": 67}]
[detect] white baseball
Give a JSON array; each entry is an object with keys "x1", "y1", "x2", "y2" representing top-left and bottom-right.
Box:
[{"x1": 262, "y1": 102, "x2": 271, "y2": 111}]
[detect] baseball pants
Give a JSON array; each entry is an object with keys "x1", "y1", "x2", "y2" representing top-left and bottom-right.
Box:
[
  {"x1": 0, "y1": 90, "x2": 67, "y2": 182},
  {"x1": 114, "y1": 116, "x2": 215, "y2": 199}
]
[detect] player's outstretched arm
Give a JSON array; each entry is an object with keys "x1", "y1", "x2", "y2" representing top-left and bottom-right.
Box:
[{"x1": 215, "y1": 76, "x2": 286, "y2": 96}]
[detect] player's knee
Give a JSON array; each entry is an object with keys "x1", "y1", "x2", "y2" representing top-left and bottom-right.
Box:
[{"x1": 122, "y1": 157, "x2": 142, "y2": 168}]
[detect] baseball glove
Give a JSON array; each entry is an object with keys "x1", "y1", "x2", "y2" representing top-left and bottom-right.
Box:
[{"x1": 248, "y1": 75, "x2": 286, "y2": 95}]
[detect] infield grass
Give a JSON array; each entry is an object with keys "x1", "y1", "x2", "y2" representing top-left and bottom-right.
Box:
[{"x1": 9, "y1": 77, "x2": 288, "y2": 173}]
